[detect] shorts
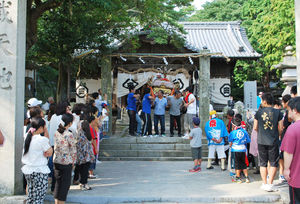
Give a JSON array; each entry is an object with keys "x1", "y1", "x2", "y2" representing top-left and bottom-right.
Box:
[
  {"x1": 208, "y1": 145, "x2": 226, "y2": 159},
  {"x1": 258, "y1": 144, "x2": 279, "y2": 167},
  {"x1": 234, "y1": 152, "x2": 247, "y2": 170},
  {"x1": 191, "y1": 147, "x2": 202, "y2": 160},
  {"x1": 102, "y1": 121, "x2": 109, "y2": 132}
]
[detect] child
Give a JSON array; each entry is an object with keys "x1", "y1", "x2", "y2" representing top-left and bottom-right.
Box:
[
  {"x1": 188, "y1": 117, "x2": 202, "y2": 172},
  {"x1": 229, "y1": 116, "x2": 251, "y2": 183},
  {"x1": 101, "y1": 103, "x2": 109, "y2": 139}
]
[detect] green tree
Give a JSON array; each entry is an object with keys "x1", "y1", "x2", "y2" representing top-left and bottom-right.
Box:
[
  {"x1": 28, "y1": 0, "x2": 193, "y2": 101},
  {"x1": 189, "y1": 0, "x2": 295, "y2": 94}
]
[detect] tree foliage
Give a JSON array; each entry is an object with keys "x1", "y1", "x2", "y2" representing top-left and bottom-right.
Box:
[
  {"x1": 189, "y1": 0, "x2": 295, "y2": 94},
  {"x1": 27, "y1": 0, "x2": 193, "y2": 101}
]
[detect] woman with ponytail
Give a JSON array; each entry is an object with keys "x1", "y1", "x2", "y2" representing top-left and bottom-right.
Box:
[
  {"x1": 73, "y1": 116, "x2": 95, "y2": 190},
  {"x1": 21, "y1": 117, "x2": 53, "y2": 204},
  {"x1": 53, "y1": 113, "x2": 77, "y2": 204}
]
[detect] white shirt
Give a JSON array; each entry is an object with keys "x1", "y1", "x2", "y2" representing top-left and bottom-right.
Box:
[
  {"x1": 69, "y1": 114, "x2": 80, "y2": 137},
  {"x1": 21, "y1": 134, "x2": 51, "y2": 174},
  {"x1": 187, "y1": 94, "x2": 196, "y2": 114},
  {"x1": 49, "y1": 114, "x2": 62, "y2": 146},
  {"x1": 102, "y1": 108, "x2": 109, "y2": 122}
]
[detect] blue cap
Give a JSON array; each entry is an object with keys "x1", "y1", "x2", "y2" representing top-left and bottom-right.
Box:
[{"x1": 192, "y1": 117, "x2": 200, "y2": 125}]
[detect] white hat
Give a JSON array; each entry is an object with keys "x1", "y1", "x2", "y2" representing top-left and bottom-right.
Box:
[{"x1": 27, "y1": 98, "x2": 42, "y2": 108}]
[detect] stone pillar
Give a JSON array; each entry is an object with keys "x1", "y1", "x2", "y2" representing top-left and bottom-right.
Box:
[
  {"x1": 296, "y1": 0, "x2": 300, "y2": 94},
  {"x1": 0, "y1": 0, "x2": 26, "y2": 195},
  {"x1": 101, "y1": 56, "x2": 112, "y2": 136},
  {"x1": 198, "y1": 50, "x2": 211, "y2": 133}
]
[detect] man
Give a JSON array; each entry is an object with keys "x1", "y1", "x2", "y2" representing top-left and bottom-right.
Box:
[
  {"x1": 168, "y1": 90, "x2": 183, "y2": 137},
  {"x1": 205, "y1": 110, "x2": 228, "y2": 171},
  {"x1": 184, "y1": 86, "x2": 197, "y2": 132},
  {"x1": 253, "y1": 93, "x2": 283, "y2": 192},
  {"x1": 291, "y1": 85, "x2": 298, "y2": 98},
  {"x1": 281, "y1": 97, "x2": 300, "y2": 204},
  {"x1": 41, "y1": 96, "x2": 55, "y2": 111},
  {"x1": 142, "y1": 87, "x2": 154, "y2": 137},
  {"x1": 27, "y1": 98, "x2": 43, "y2": 118},
  {"x1": 127, "y1": 85, "x2": 139, "y2": 136},
  {"x1": 153, "y1": 90, "x2": 168, "y2": 137}
]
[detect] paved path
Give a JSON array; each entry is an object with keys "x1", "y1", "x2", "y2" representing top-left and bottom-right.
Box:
[{"x1": 44, "y1": 161, "x2": 288, "y2": 204}]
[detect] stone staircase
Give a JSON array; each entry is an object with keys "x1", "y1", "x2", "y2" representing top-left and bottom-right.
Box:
[{"x1": 99, "y1": 137, "x2": 208, "y2": 161}]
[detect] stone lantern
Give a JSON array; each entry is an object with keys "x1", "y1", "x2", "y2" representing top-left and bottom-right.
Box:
[{"x1": 274, "y1": 46, "x2": 297, "y2": 96}]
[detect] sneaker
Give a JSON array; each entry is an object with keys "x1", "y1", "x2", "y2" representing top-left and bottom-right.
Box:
[
  {"x1": 235, "y1": 177, "x2": 242, "y2": 184},
  {"x1": 206, "y1": 166, "x2": 214, "y2": 170},
  {"x1": 80, "y1": 184, "x2": 92, "y2": 191},
  {"x1": 264, "y1": 184, "x2": 278, "y2": 192},
  {"x1": 154, "y1": 134, "x2": 159, "y2": 137},
  {"x1": 189, "y1": 166, "x2": 201, "y2": 172},
  {"x1": 260, "y1": 183, "x2": 268, "y2": 190},
  {"x1": 149, "y1": 135, "x2": 153, "y2": 137},
  {"x1": 161, "y1": 134, "x2": 166, "y2": 137},
  {"x1": 182, "y1": 135, "x2": 189, "y2": 139},
  {"x1": 245, "y1": 177, "x2": 250, "y2": 183},
  {"x1": 143, "y1": 135, "x2": 148, "y2": 138},
  {"x1": 88, "y1": 174, "x2": 97, "y2": 179},
  {"x1": 279, "y1": 175, "x2": 287, "y2": 183},
  {"x1": 229, "y1": 172, "x2": 236, "y2": 177}
]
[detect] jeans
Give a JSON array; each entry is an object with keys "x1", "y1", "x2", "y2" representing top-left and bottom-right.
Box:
[
  {"x1": 170, "y1": 114, "x2": 181, "y2": 136},
  {"x1": 128, "y1": 110, "x2": 137, "y2": 135},
  {"x1": 154, "y1": 114, "x2": 165, "y2": 135},
  {"x1": 141, "y1": 112, "x2": 152, "y2": 136},
  {"x1": 47, "y1": 146, "x2": 56, "y2": 191},
  {"x1": 136, "y1": 113, "x2": 142, "y2": 134}
]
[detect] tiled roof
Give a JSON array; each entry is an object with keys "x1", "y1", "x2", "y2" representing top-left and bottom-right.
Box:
[{"x1": 180, "y1": 21, "x2": 261, "y2": 58}]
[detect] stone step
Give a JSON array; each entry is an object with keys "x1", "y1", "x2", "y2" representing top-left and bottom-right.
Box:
[
  {"x1": 100, "y1": 157, "x2": 207, "y2": 161},
  {"x1": 100, "y1": 137, "x2": 202, "y2": 144},
  {"x1": 100, "y1": 143, "x2": 208, "y2": 151},
  {"x1": 101, "y1": 150, "x2": 203, "y2": 157}
]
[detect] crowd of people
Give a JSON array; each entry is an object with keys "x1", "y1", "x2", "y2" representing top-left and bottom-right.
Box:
[
  {"x1": 12, "y1": 83, "x2": 300, "y2": 204},
  {"x1": 127, "y1": 83, "x2": 300, "y2": 203},
  {"x1": 21, "y1": 89, "x2": 108, "y2": 204},
  {"x1": 127, "y1": 85, "x2": 202, "y2": 137}
]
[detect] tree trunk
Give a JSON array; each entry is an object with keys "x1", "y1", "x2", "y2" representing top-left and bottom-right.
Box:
[{"x1": 56, "y1": 63, "x2": 69, "y2": 102}]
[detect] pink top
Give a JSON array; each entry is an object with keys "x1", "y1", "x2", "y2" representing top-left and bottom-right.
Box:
[
  {"x1": 281, "y1": 120, "x2": 300, "y2": 188},
  {"x1": 249, "y1": 129, "x2": 258, "y2": 157}
]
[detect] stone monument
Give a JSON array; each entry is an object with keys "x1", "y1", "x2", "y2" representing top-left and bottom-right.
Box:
[
  {"x1": 274, "y1": 46, "x2": 297, "y2": 96},
  {"x1": 0, "y1": 0, "x2": 26, "y2": 195}
]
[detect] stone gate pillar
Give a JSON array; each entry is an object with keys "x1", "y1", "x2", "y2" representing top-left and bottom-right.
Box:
[
  {"x1": 296, "y1": 0, "x2": 300, "y2": 93},
  {"x1": 198, "y1": 50, "x2": 211, "y2": 134},
  {"x1": 0, "y1": 0, "x2": 26, "y2": 194}
]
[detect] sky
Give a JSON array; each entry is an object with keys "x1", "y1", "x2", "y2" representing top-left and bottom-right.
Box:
[{"x1": 192, "y1": 0, "x2": 214, "y2": 10}]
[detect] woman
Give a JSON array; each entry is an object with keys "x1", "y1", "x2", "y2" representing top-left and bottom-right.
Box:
[
  {"x1": 21, "y1": 117, "x2": 53, "y2": 203},
  {"x1": 53, "y1": 113, "x2": 77, "y2": 204},
  {"x1": 74, "y1": 118, "x2": 95, "y2": 190}
]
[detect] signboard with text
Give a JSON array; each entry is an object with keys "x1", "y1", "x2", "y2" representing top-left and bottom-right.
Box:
[{"x1": 244, "y1": 81, "x2": 257, "y2": 110}]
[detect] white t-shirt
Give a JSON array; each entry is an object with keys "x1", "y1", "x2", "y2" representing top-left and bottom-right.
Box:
[
  {"x1": 49, "y1": 114, "x2": 62, "y2": 146},
  {"x1": 102, "y1": 108, "x2": 109, "y2": 122},
  {"x1": 187, "y1": 94, "x2": 196, "y2": 114},
  {"x1": 21, "y1": 134, "x2": 51, "y2": 174},
  {"x1": 69, "y1": 114, "x2": 80, "y2": 137}
]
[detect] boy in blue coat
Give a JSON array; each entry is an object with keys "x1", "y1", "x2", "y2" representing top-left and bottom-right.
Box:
[
  {"x1": 205, "y1": 110, "x2": 228, "y2": 171},
  {"x1": 229, "y1": 116, "x2": 251, "y2": 183}
]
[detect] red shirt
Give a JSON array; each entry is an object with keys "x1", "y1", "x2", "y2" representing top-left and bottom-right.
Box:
[
  {"x1": 281, "y1": 120, "x2": 300, "y2": 188},
  {"x1": 90, "y1": 126, "x2": 98, "y2": 155}
]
